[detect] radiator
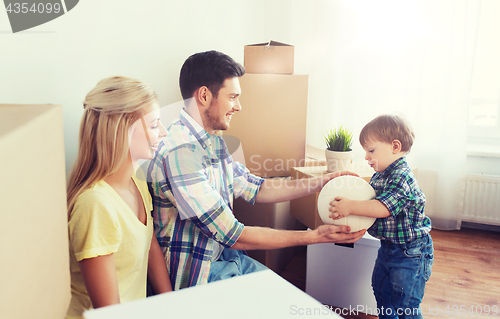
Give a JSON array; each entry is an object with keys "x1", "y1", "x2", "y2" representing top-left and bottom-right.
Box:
[{"x1": 463, "y1": 174, "x2": 500, "y2": 226}]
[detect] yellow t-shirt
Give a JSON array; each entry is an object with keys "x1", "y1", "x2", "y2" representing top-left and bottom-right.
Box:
[{"x1": 66, "y1": 177, "x2": 153, "y2": 319}]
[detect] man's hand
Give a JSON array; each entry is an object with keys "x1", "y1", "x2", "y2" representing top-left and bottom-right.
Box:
[
  {"x1": 328, "y1": 196, "x2": 353, "y2": 220},
  {"x1": 312, "y1": 224, "x2": 366, "y2": 244},
  {"x1": 319, "y1": 170, "x2": 360, "y2": 189}
]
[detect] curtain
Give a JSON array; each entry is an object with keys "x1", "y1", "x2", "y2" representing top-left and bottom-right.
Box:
[{"x1": 291, "y1": 0, "x2": 480, "y2": 229}]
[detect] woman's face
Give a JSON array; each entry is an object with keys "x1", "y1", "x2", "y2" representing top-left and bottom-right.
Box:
[{"x1": 128, "y1": 102, "x2": 167, "y2": 162}]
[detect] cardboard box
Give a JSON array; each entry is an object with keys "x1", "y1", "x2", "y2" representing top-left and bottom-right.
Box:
[
  {"x1": 290, "y1": 164, "x2": 419, "y2": 230},
  {"x1": 305, "y1": 144, "x2": 327, "y2": 166},
  {"x1": 306, "y1": 232, "x2": 380, "y2": 311},
  {"x1": 226, "y1": 73, "x2": 308, "y2": 177},
  {"x1": 232, "y1": 192, "x2": 306, "y2": 274},
  {"x1": 0, "y1": 104, "x2": 70, "y2": 319},
  {"x1": 244, "y1": 41, "x2": 294, "y2": 74}
]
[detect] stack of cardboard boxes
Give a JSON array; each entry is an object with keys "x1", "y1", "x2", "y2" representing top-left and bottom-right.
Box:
[
  {"x1": 226, "y1": 41, "x2": 309, "y2": 273},
  {"x1": 227, "y1": 41, "x2": 309, "y2": 178}
]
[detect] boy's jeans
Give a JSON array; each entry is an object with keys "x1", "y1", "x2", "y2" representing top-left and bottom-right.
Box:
[{"x1": 372, "y1": 233, "x2": 434, "y2": 319}]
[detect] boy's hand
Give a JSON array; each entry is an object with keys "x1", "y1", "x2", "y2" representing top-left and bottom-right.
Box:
[{"x1": 329, "y1": 196, "x2": 352, "y2": 219}]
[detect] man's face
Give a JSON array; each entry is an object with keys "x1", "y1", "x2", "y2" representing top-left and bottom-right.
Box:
[{"x1": 203, "y1": 77, "x2": 241, "y2": 133}]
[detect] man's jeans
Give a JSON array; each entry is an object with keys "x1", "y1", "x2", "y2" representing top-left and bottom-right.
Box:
[
  {"x1": 208, "y1": 248, "x2": 268, "y2": 283},
  {"x1": 372, "y1": 233, "x2": 434, "y2": 319}
]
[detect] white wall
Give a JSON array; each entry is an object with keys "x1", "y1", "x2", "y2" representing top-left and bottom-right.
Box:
[
  {"x1": 289, "y1": 0, "x2": 500, "y2": 178},
  {"x1": 2, "y1": 0, "x2": 498, "y2": 177},
  {"x1": 0, "y1": 0, "x2": 292, "y2": 173}
]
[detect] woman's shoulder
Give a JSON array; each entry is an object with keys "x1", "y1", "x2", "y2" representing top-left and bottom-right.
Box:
[
  {"x1": 71, "y1": 181, "x2": 118, "y2": 219},
  {"x1": 76, "y1": 180, "x2": 114, "y2": 203}
]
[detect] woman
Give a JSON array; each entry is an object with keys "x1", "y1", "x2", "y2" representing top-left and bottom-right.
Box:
[{"x1": 66, "y1": 76, "x2": 171, "y2": 318}]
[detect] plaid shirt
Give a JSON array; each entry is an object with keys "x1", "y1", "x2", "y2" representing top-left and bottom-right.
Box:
[
  {"x1": 147, "y1": 109, "x2": 264, "y2": 290},
  {"x1": 368, "y1": 157, "x2": 431, "y2": 244}
]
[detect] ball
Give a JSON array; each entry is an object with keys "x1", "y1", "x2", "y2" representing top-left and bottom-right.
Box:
[{"x1": 317, "y1": 175, "x2": 377, "y2": 233}]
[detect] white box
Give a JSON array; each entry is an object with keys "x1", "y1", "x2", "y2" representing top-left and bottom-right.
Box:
[
  {"x1": 306, "y1": 232, "x2": 380, "y2": 311},
  {"x1": 84, "y1": 270, "x2": 343, "y2": 319}
]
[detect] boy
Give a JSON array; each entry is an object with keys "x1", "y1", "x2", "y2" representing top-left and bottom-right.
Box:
[{"x1": 329, "y1": 114, "x2": 433, "y2": 319}]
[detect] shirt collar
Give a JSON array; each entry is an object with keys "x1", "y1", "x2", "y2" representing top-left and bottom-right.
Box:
[
  {"x1": 380, "y1": 156, "x2": 407, "y2": 177},
  {"x1": 179, "y1": 108, "x2": 212, "y2": 149}
]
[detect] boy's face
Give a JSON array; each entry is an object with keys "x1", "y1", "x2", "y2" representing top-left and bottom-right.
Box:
[{"x1": 362, "y1": 139, "x2": 401, "y2": 172}]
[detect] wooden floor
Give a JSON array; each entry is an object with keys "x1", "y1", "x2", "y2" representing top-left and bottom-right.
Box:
[{"x1": 279, "y1": 228, "x2": 500, "y2": 319}]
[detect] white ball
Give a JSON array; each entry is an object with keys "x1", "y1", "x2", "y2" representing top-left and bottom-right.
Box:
[{"x1": 317, "y1": 175, "x2": 377, "y2": 233}]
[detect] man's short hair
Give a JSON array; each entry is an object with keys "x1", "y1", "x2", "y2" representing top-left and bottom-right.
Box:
[
  {"x1": 359, "y1": 114, "x2": 415, "y2": 153},
  {"x1": 179, "y1": 50, "x2": 245, "y2": 100}
]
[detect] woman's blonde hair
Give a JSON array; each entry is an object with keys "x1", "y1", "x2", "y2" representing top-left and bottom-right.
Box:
[
  {"x1": 67, "y1": 76, "x2": 158, "y2": 214},
  {"x1": 359, "y1": 114, "x2": 415, "y2": 153}
]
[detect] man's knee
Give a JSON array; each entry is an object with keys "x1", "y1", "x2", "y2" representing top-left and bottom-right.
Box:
[{"x1": 238, "y1": 253, "x2": 268, "y2": 275}]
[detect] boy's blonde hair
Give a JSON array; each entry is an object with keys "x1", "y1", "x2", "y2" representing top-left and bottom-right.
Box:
[
  {"x1": 66, "y1": 76, "x2": 158, "y2": 214},
  {"x1": 359, "y1": 114, "x2": 415, "y2": 153}
]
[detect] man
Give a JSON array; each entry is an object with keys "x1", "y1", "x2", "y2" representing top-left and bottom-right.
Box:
[{"x1": 147, "y1": 50, "x2": 365, "y2": 290}]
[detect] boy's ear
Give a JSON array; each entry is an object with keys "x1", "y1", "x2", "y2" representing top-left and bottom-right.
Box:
[{"x1": 392, "y1": 139, "x2": 402, "y2": 154}]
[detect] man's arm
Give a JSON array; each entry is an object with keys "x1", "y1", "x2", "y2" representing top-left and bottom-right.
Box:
[
  {"x1": 231, "y1": 225, "x2": 365, "y2": 251},
  {"x1": 254, "y1": 171, "x2": 358, "y2": 204}
]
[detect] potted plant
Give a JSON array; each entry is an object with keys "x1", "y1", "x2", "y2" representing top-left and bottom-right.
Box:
[{"x1": 323, "y1": 126, "x2": 353, "y2": 172}]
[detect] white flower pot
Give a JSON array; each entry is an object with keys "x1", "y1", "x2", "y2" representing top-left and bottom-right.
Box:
[{"x1": 325, "y1": 149, "x2": 353, "y2": 172}]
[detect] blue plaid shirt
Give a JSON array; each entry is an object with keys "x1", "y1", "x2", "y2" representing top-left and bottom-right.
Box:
[
  {"x1": 368, "y1": 157, "x2": 431, "y2": 244},
  {"x1": 147, "y1": 109, "x2": 264, "y2": 290}
]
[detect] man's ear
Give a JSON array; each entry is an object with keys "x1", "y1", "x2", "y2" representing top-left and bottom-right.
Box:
[
  {"x1": 392, "y1": 139, "x2": 402, "y2": 154},
  {"x1": 196, "y1": 86, "x2": 212, "y2": 107}
]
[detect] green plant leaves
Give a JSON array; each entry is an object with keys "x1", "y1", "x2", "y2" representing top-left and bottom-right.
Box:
[{"x1": 323, "y1": 126, "x2": 353, "y2": 152}]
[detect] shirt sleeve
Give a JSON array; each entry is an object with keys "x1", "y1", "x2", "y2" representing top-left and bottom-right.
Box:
[
  {"x1": 164, "y1": 144, "x2": 244, "y2": 248},
  {"x1": 68, "y1": 191, "x2": 123, "y2": 261},
  {"x1": 375, "y1": 173, "x2": 415, "y2": 217},
  {"x1": 232, "y1": 161, "x2": 265, "y2": 205}
]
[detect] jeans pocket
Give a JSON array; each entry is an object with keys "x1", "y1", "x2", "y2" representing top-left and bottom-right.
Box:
[
  {"x1": 424, "y1": 252, "x2": 434, "y2": 281},
  {"x1": 393, "y1": 284, "x2": 404, "y2": 296},
  {"x1": 403, "y1": 246, "x2": 422, "y2": 258}
]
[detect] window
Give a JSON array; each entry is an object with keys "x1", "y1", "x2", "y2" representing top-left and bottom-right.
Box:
[{"x1": 468, "y1": 0, "x2": 500, "y2": 141}]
